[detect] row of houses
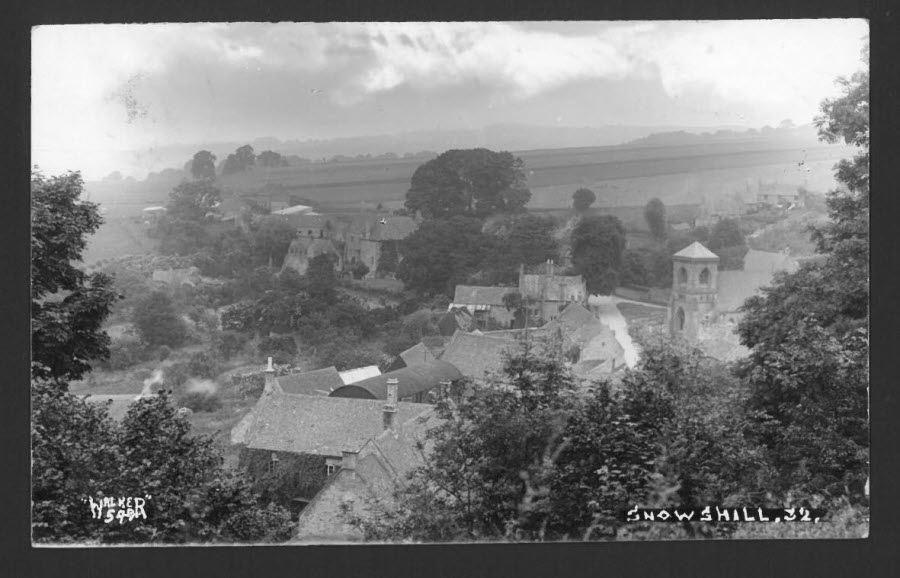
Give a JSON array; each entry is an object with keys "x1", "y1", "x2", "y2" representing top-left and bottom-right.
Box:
[
  {"x1": 273, "y1": 205, "x2": 419, "y2": 278},
  {"x1": 221, "y1": 292, "x2": 627, "y2": 541},
  {"x1": 450, "y1": 261, "x2": 590, "y2": 329}
]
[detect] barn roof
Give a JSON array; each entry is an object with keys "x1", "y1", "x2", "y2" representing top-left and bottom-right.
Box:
[
  {"x1": 439, "y1": 330, "x2": 519, "y2": 380},
  {"x1": 398, "y1": 342, "x2": 435, "y2": 366},
  {"x1": 244, "y1": 393, "x2": 431, "y2": 456},
  {"x1": 452, "y1": 285, "x2": 516, "y2": 307},
  {"x1": 330, "y1": 360, "x2": 463, "y2": 400},
  {"x1": 338, "y1": 365, "x2": 382, "y2": 385},
  {"x1": 277, "y1": 367, "x2": 344, "y2": 396}
]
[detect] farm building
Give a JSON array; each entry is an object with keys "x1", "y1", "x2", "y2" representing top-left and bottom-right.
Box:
[
  {"x1": 235, "y1": 374, "x2": 432, "y2": 516},
  {"x1": 281, "y1": 236, "x2": 343, "y2": 276},
  {"x1": 341, "y1": 215, "x2": 418, "y2": 278},
  {"x1": 330, "y1": 360, "x2": 463, "y2": 403},
  {"x1": 449, "y1": 285, "x2": 518, "y2": 329},
  {"x1": 294, "y1": 406, "x2": 441, "y2": 542},
  {"x1": 518, "y1": 262, "x2": 588, "y2": 325}
]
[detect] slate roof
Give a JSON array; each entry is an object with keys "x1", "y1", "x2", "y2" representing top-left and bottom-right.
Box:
[
  {"x1": 294, "y1": 409, "x2": 440, "y2": 542},
  {"x1": 277, "y1": 367, "x2": 344, "y2": 396},
  {"x1": 439, "y1": 330, "x2": 519, "y2": 380},
  {"x1": 452, "y1": 285, "x2": 516, "y2": 307},
  {"x1": 338, "y1": 365, "x2": 382, "y2": 385},
  {"x1": 244, "y1": 393, "x2": 432, "y2": 456},
  {"x1": 398, "y1": 342, "x2": 435, "y2": 366},
  {"x1": 330, "y1": 360, "x2": 463, "y2": 400},
  {"x1": 673, "y1": 241, "x2": 720, "y2": 261}
]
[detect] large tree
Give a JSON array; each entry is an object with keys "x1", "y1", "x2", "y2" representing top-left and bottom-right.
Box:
[
  {"x1": 570, "y1": 215, "x2": 627, "y2": 295},
  {"x1": 222, "y1": 145, "x2": 256, "y2": 175},
  {"x1": 572, "y1": 188, "x2": 596, "y2": 212},
  {"x1": 190, "y1": 150, "x2": 217, "y2": 181},
  {"x1": 257, "y1": 150, "x2": 288, "y2": 168},
  {"x1": 643, "y1": 198, "x2": 667, "y2": 241},
  {"x1": 405, "y1": 149, "x2": 531, "y2": 219},
  {"x1": 31, "y1": 171, "x2": 120, "y2": 382},
  {"x1": 167, "y1": 179, "x2": 221, "y2": 222},
  {"x1": 396, "y1": 216, "x2": 495, "y2": 296},
  {"x1": 737, "y1": 42, "x2": 869, "y2": 503}
]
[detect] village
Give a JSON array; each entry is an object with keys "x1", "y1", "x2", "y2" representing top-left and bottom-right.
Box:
[
  {"x1": 29, "y1": 21, "x2": 869, "y2": 552},
  {"x1": 83, "y1": 184, "x2": 806, "y2": 542}
]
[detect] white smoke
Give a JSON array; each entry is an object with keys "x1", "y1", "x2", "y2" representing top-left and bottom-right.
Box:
[
  {"x1": 140, "y1": 369, "x2": 164, "y2": 397},
  {"x1": 184, "y1": 378, "x2": 218, "y2": 396}
]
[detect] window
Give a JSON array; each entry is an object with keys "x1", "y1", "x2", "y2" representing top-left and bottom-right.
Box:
[
  {"x1": 678, "y1": 267, "x2": 688, "y2": 285},
  {"x1": 326, "y1": 464, "x2": 336, "y2": 476},
  {"x1": 676, "y1": 307, "x2": 686, "y2": 331},
  {"x1": 699, "y1": 267, "x2": 710, "y2": 285}
]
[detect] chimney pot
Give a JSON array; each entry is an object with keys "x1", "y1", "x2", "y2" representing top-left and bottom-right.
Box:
[
  {"x1": 384, "y1": 378, "x2": 399, "y2": 430},
  {"x1": 341, "y1": 450, "x2": 358, "y2": 471}
]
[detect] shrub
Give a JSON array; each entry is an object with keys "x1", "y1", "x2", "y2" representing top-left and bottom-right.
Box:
[
  {"x1": 258, "y1": 335, "x2": 298, "y2": 365},
  {"x1": 163, "y1": 362, "x2": 192, "y2": 389},
  {"x1": 178, "y1": 390, "x2": 223, "y2": 413},
  {"x1": 187, "y1": 351, "x2": 220, "y2": 380},
  {"x1": 157, "y1": 345, "x2": 172, "y2": 361},
  {"x1": 213, "y1": 331, "x2": 250, "y2": 360},
  {"x1": 102, "y1": 338, "x2": 152, "y2": 371}
]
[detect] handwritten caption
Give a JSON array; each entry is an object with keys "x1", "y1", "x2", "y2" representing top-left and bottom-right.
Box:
[
  {"x1": 82, "y1": 495, "x2": 152, "y2": 524},
  {"x1": 625, "y1": 506, "x2": 825, "y2": 523}
]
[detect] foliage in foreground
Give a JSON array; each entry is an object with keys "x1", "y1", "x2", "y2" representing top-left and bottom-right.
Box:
[{"x1": 32, "y1": 382, "x2": 293, "y2": 543}]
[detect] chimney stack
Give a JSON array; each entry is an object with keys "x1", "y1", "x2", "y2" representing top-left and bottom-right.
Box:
[
  {"x1": 264, "y1": 356, "x2": 277, "y2": 394},
  {"x1": 383, "y1": 378, "x2": 399, "y2": 430},
  {"x1": 341, "y1": 450, "x2": 358, "y2": 472}
]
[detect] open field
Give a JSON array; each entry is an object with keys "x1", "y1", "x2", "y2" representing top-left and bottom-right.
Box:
[{"x1": 79, "y1": 136, "x2": 855, "y2": 264}]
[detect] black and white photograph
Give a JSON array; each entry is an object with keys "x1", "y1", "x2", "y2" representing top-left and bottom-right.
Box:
[{"x1": 29, "y1": 20, "x2": 869, "y2": 545}]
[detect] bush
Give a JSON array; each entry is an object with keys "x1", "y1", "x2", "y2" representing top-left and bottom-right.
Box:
[
  {"x1": 178, "y1": 390, "x2": 223, "y2": 413},
  {"x1": 157, "y1": 345, "x2": 172, "y2": 361},
  {"x1": 102, "y1": 338, "x2": 152, "y2": 371},
  {"x1": 132, "y1": 291, "x2": 188, "y2": 348},
  {"x1": 187, "y1": 351, "x2": 220, "y2": 380},
  {"x1": 258, "y1": 335, "x2": 298, "y2": 364},
  {"x1": 213, "y1": 331, "x2": 250, "y2": 360},
  {"x1": 351, "y1": 262, "x2": 370, "y2": 280},
  {"x1": 163, "y1": 362, "x2": 192, "y2": 389}
]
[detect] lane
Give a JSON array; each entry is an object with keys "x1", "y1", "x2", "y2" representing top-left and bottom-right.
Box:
[{"x1": 588, "y1": 294, "x2": 662, "y2": 369}]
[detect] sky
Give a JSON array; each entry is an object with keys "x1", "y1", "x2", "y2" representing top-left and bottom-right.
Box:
[{"x1": 31, "y1": 20, "x2": 868, "y2": 180}]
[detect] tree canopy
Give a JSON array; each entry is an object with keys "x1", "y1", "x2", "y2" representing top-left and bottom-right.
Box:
[
  {"x1": 190, "y1": 150, "x2": 217, "y2": 181},
  {"x1": 405, "y1": 149, "x2": 531, "y2": 220},
  {"x1": 737, "y1": 42, "x2": 869, "y2": 504},
  {"x1": 572, "y1": 188, "x2": 597, "y2": 212},
  {"x1": 31, "y1": 171, "x2": 120, "y2": 382},
  {"x1": 32, "y1": 383, "x2": 294, "y2": 543},
  {"x1": 643, "y1": 198, "x2": 667, "y2": 241},
  {"x1": 396, "y1": 216, "x2": 498, "y2": 296},
  {"x1": 222, "y1": 145, "x2": 256, "y2": 175},
  {"x1": 257, "y1": 150, "x2": 289, "y2": 168},
  {"x1": 570, "y1": 215, "x2": 627, "y2": 295},
  {"x1": 167, "y1": 180, "x2": 221, "y2": 222},
  {"x1": 131, "y1": 291, "x2": 188, "y2": 348}
]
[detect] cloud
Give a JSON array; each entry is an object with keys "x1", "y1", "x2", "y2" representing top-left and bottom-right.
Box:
[
  {"x1": 337, "y1": 22, "x2": 643, "y2": 100},
  {"x1": 31, "y1": 21, "x2": 868, "y2": 179}
]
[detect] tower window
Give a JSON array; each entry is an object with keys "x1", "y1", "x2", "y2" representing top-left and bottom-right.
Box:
[
  {"x1": 699, "y1": 267, "x2": 711, "y2": 285},
  {"x1": 678, "y1": 267, "x2": 688, "y2": 285},
  {"x1": 676, "y1": 307, "x2": 685, "y2": 331}
]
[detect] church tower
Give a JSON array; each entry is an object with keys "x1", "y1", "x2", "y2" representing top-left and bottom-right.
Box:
[{"x1": 668, "y1": 241, "x2": 719, "y2": 342}]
